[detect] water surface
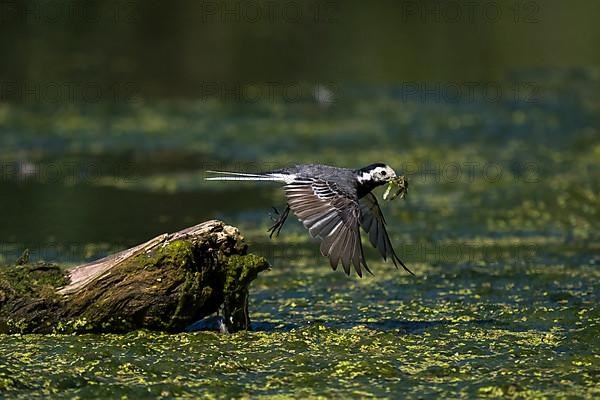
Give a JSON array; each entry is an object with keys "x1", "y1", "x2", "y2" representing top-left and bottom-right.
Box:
[{"x1": 0, "y1": 72, "x2": 598, "y2": 398}]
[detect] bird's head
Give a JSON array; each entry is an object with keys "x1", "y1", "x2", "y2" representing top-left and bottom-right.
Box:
[{"x1": 356, "y1": 163, "x2": 397, "y2": 185}]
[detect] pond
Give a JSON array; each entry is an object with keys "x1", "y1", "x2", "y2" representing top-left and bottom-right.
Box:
[{"x1": 0, "y1": 71, "x2": 598, "y2": 397}]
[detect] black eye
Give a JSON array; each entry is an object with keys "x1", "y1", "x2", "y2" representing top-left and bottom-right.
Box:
[{"x1": 381, "y1": 171, "x2": 387, "y2": 176}]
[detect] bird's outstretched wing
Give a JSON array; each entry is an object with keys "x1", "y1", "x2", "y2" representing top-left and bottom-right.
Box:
[
  {"x1": 284, "y1": 178, "x2": 371, "y2": 277},
  {"x1": 359, "y1": 192, "x2": 414, "y2": 275}
]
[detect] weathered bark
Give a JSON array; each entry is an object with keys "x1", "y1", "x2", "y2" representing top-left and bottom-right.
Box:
[{"x1": 0, "y1": 220, "x2": 269, "y2": 334}]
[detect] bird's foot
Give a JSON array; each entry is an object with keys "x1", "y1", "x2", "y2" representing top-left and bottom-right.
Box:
[{"x1": 267, "y1": 206, "x2": 290, "y2": 238}]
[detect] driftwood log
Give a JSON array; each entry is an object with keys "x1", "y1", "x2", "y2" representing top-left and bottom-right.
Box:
[{"x1": 0, "y1": 220, "x2": 269, "y2": 334}]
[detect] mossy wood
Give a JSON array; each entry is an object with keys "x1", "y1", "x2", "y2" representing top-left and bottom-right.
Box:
[{"x1": 0, "y1": 220, "x2": 269, "y2": 334}]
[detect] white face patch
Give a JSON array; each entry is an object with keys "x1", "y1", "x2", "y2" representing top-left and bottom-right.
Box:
[
  {"x1": 374, "y1": 166, "x2": 396, "y2": 182},
  {"x1": 356, "y1": 165, "x2": 396, "y2": 184}
]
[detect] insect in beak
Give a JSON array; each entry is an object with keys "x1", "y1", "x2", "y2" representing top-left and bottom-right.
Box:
[{"x1": 383, "y1": 176, "x2": 408, "y2": 201}]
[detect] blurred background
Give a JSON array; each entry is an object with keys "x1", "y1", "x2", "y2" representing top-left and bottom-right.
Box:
[
  {"x1": 1, "y1": 1, "x2": 599, "y2": 398},
  {"x1": 1, "y1": 0, "x2": 598, "y2": 258}
]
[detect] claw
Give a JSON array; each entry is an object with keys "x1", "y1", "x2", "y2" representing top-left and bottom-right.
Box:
[{"x1": 267, "y1": 206, "x2": 290, "y2": 239}]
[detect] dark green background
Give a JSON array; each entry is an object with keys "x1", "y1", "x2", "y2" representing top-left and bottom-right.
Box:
[{"x1": 0, "y1": 1, "x2": 598, "y2": 398}]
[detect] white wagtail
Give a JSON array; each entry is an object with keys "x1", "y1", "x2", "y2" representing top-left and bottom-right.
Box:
[{"x1": 206, "y1": 163, "x2": 413, "y2": 277}]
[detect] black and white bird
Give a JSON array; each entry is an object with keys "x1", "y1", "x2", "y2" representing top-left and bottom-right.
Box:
[{"x1": 206, "y1": 163, "x2": 413, "y2": 277}]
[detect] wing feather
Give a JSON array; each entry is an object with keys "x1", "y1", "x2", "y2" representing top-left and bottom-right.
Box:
[
  {"x1": 285, "y1": 177, "x2": 368, "y2": 276},
  {"x1": 359, "y1": 192, "x2": 414, "y2": 275}
]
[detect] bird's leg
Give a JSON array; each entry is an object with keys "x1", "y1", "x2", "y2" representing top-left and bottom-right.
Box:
[{"x1": 267, "y1": 205, "x2": 290, "y2": 238}]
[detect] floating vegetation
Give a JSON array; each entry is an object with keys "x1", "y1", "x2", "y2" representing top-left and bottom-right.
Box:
[{"x1": 0, "y1": 73, "x2": 598, "y2": 398}]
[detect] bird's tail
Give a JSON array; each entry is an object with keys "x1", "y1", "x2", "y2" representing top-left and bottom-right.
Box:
[{"x1": 205, "y1": 170, "x2": 291, "y2": 182}]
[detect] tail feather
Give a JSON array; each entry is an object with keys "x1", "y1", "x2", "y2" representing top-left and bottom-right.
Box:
[
  {"x1": 206, "y1": 170, "x2": 266, "y2": 177},
  {"x1": 205, "y1": 170, "x2": 292, "y2": 183}
]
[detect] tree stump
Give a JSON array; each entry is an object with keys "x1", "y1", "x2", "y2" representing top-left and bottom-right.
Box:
[{"x1": 0, "y1": 220, "x2": 269, "y2": 334}]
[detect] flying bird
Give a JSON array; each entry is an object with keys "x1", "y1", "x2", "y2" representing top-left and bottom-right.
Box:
[{"x1": 206, "y1": 163, "x2": 413, "y2": 277}]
